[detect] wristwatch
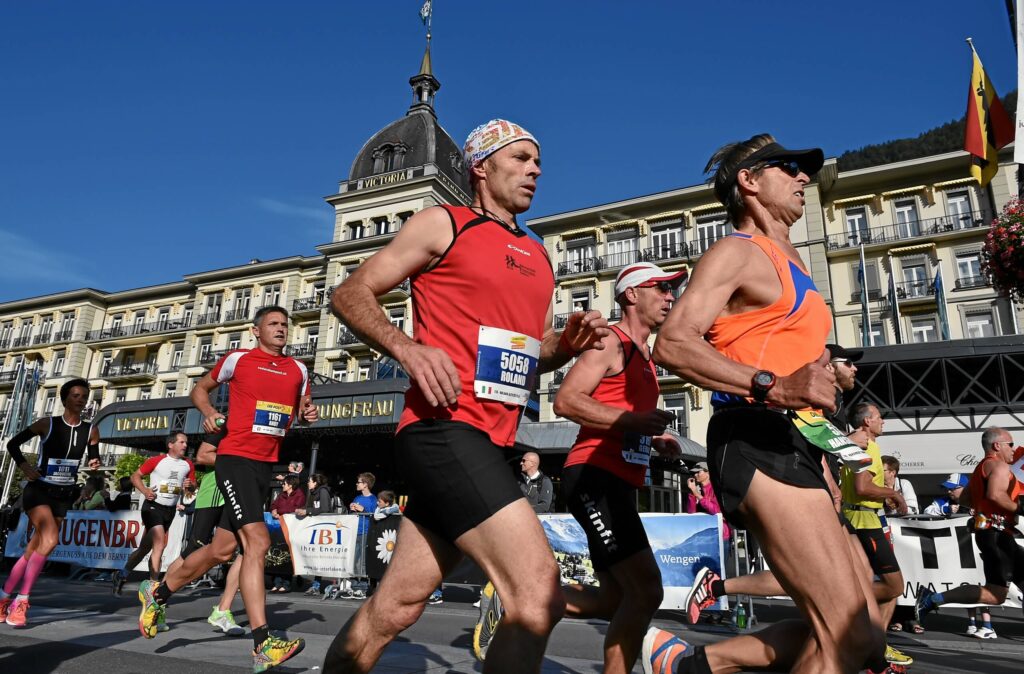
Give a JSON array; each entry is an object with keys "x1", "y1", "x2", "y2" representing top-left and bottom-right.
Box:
[{"x1": 751, "y1": 370, "x2": 777, "y2": 403}]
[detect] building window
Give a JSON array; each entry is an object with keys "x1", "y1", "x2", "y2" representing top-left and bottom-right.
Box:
[
  {"x1": 852, "y1": 260, "x2": 882, "y2": 301},
  {"x1": 261, "y1": 283, "x2": 282, "y2": 307},
  {"x1": 965, "y1": 309, "x2": 996, "y2": 338},
  {"x1": 662, "y1": 395, "x2": 689, "y2": 438},
  {"x1": 232, "y1": 289, "x2": 252, "y2": 317},
  {"x1": 396, "y1": 212, "x2": 414, "y2": 229},
  {"x1": 110, "y1": 315, "x2": 123, "y2": 334},
  {"x1": 313, "y1": 282, "x2": 326, "y2": 304},
  {"x1": 570, "y1": 289, "x2": 591, "y2": 313},
  {"x1": 171, "y1": 343, "x2": 184, "y2": 369},
  {"x1": 956, "y1": 253, "x2": 983, "y2": 288},
  {"x1": 373, "y1": 217, "x2": 390, "y2": 236},
  {"x1": 199, "y1": 338, "x2": 212, "y2": 363},
  {"x1": 228, "y1": 332, "x2": 241, "y2": 351},
  {"x1": 332, "y1": 363, "x2": 348, "y2": 382},
  {"x1": 307, "y1": 327, "x2": 319, "y2": 349},
  {"x1": 44, "y1": 392, "x2": 56, "y2": 415},
  {"x1": 694, "y1": 212, "x2": 731, "y2": 255},
  {"x1": 0, "y1": 322, "x2": 12, "y2": 345},
  {"x1": 845, "y1": 206, "x2": 870, "y2": 244},
  {"x1": 650, "y1": 221, "x2": 683, "y2": 260},
  {"x1": 140, "y1": 387, "x2": 152, "y2": 401},
  {"x1": 133, "y1": 311, "x2": 146, "y2": 332},
  {"x1": 946, "y1": 189, "x2": 973, "y2": 228},
  {"x1": 183, "y1": 304, "x2": 194, "y2": 325},
  {"x1": 910, "y1": 315, "x2": 939, "y2": 343},
  {"x1": 53, "y1": 350, "x2": 65, "y2": 376},
  {"x1": 605, "y1": 229, "x2": 639, "y2": 268},
  {"x1": 564, "y1": 238, "x2": 597, "y2": 273},
  {"x1": 388, "y1": 308, "x2": 406, "y2": 332},
  {"x1": 857, "y1": 319, "x2": 887, "y2": 347},
  {"x1": 348, "y1": 221, "x2": 366, "y2": 240},
  {"x1": 901, "y1": 261, "x2": 930, "y2": 298},
  {"x1": 157, "y1": 308, "x2": 170, "y2": 330},
  {"x1": 357, "y1": 361, "x2": 371, "y2": 381},
  {"x1": 371, "y1": 143, "x2": 407, "y2": 173},
  {"x1": 101, "y1": 352, "x2": 113, "y2": 376},
  {"x1": 59, "y1": 312, "x2": 75, "y2": 338},
  {"x1": 115, "y1": 391, "x2": 127, "y2": 403},
  {"x1": 164, "y1": 384, "x2": 177, "y2": 399},
  {"x1": 893, "y1": 198, "x2": 921, "y2": 238}
]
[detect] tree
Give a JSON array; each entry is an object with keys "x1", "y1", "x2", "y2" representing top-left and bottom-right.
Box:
[{"x1": 114, "y1": 453, "x2": 146, "y2": 483}]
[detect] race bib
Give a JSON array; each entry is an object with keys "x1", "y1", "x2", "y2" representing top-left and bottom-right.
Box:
[
  {"x1": 252, "y1": 401, "x2": 293, "y2": 436},
  {"x1": 158, "y1": 481, "x2": 182, "y2": 495},
  {"x1": 789, "y1": 410, "x2": 871, "y2": 471},
  {"x1": 621, "y1": 432, "x2": 653, "y2": 466},
  {"x1": 44, "y1": 458, "x2": 78, "y2": 485},
  {"x1": 474, "y1": 326, "x2": 540, "y2": 407}
]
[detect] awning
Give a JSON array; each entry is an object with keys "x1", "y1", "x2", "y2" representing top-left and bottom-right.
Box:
[{"x1": 515, "y1": 420, "x2": 707, "y2": 460}]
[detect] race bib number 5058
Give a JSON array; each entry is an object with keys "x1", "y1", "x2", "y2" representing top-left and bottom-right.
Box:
[{"x1": 475, "y1": 326, "x2": 540, "y2": 407}]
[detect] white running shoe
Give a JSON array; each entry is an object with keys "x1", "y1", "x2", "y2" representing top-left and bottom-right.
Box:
[
  {"x1": 973, "y1": 626, "x2": 997, "y2": 639},
  {"x1": 965, "y1": 624, "x2": 978, "y2": 636}
]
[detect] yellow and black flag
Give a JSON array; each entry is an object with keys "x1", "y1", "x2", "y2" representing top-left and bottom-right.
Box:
[{"x1": 964, "y1": 41, "x2": 1014, "y2": 186}]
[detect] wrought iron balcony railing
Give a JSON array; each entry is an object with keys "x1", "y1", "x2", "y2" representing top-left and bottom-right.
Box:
[
  {"x1": 286, "y1": 342, "x2": 317, "y2": 359},
  {"x1": 86, "y1": 318, "x2": 191, "y2": 341},
  {"x1": 894, "y1": 280, "x2": 936, "y2": 300},
  {"x1": 195, "y1": 311, "x2": 221, "y2": 327},
  {"x1": 102, "y1": 362, "x2": 159, "y2": 379},
  {"x1": 338, "y1": 330, "x2": 362, "y2": 346},
  {"x1": 827, "y1": 210, "x2": 989, "y2": 250},
  {"x1": 954, "y1": 275, "x2": 991, "y2": 290}
]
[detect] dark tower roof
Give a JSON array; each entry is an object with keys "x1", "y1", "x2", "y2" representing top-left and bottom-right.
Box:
[{"x1": 347, "y1": 45, "x2": 471, "y2": 198}]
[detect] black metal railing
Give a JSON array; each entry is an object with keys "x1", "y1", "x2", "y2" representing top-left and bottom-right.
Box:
[
  {"x1": 195, "y1": 311, "x2": 221, "y2": 326},
  {"x1": 827, "y1": 210, "x2": 989, "y2": 250},
  {"x1": 12, "y1": 336, "x2": 31, "y2": 348},
  {"x1": 0, "y1": 339, "x2": 9, "y2": 350},
  {"x1": 0, "y1": 371, "x2": 19, "y2": 384},
  {"x1": 286, "y1": 342, "x2": 317, "y2": 359},
  {"x1": 338, "y1": 330, "x2": 362, "y2": 346},
  {"x1": 86, "y1": 318, "x2": 192, "y2": 341},
  {"x1": 556, "y1": 257, "x2": 603, "y2": 277},
  {"x1": 292, "y1": 296, "x2": 323, "y2": 312},
  {"x1": 198, "y1": 348, "x2": 232, "y2": 365},
  {"x1": 221, "y1": 308, "x2": 250, "y2": 323},
  {"x1": 894, "y1": 280, "x2": 936, "y2": 300},
  {"x1": 849, "y1": 288, "x2": 884, "y2": 303},
  {"x1": 102, "y1": 363, "x2": 158, "y2": 379},
  {"x1": 53, "y1": 329, "x2": 75, "y2": 342},
  {"x1": 645, "y1": 242, "x2": 693, "y2": 263},
  {"x1": 954, "y1": 275, "x2": 990, "y2": 290},
  {"x1": 32, "y1": 332, "x2": 53, "y2": 345}
]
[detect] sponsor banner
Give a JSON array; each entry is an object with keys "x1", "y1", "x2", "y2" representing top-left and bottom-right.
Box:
[
  {"x1": 539, "y1": 512, "x2": 727, "y2": 611},
  {"x1": 365, "y1": 515, "x2": 401, "y2": 580},
  {"x1": 4, "y1": 510, "x2": 185, "y2": 571},
  {"x1": 279, "y1": 513, "x2": 359, "y2": 577},
  {"x1": 889, "y1": 516, "x2": 1023, "y2": 608}
]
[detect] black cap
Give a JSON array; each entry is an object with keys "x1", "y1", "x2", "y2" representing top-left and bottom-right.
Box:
[
  {"x1": 715, "y1": 142, "x2": 825, "y2": 204},
  {"x1": 826, "y1": 344, "x2": 863, "y2": 362}
]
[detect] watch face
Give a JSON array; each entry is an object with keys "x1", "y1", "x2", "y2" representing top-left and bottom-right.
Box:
[{"x1": 754, "y1": 372, "x2": 773, "y2": 387}]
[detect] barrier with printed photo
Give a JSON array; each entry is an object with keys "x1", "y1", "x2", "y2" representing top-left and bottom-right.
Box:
[
  {"x1": 539, "y1": 512, "x2": 728, "y2": 611},
  {"x1": 4, "y1": 510, "x2": 186, "y2": 571},
  {"x1": 278, "y1": 512, "x2": 359, "y2": 577}
]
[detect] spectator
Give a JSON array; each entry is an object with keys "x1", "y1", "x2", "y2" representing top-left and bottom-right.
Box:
[
  {"x1": 274, "y1": 461, "x2": 305, "y2": 484},
  {"x1": 924, "y1": 473, "x2": 969, "y2": 516},
  {"x1": 297, "y1": 473, "x2": 333, "y2": 518},
  {"x1": 882, "y1": 456, "x2": 919, "y2": 515},
  {"x1": 75, "y1": 477, "x2": 106, "y2": 510},
  {"x1": 346, "y1": 472, "x2": 377, "y2": 596},
  {"x1": 517, "y1": 452, "x2": 553, "y2": 513},
  {"x1": 105, "y1": 476, "x2": 134, "y2": 511},
  {"x1": 373, "y1": 490, "x2": 401, "y2": 520},
  {"x1": 270, "y1": 475, "x2": 305, "y2": 593},
  {"x1": 685, "y1": 462, "x2": 730, "y2": 542}
]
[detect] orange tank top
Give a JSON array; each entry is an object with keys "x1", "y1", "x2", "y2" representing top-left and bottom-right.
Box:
[
  {"x1": 564, "y1": 325, "x2": 661, "y2": 488},
  {"x1": 969, "y1": 455, "x2": 1018, "y2": 530},
  {"x1": 707, "y1": 232, "x2": 832, "y2": 408}
]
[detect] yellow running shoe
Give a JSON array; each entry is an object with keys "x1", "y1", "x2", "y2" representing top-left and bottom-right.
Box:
[
  {"x1": 138, "y1": 580, "x2": 162, "y2": 639},
  {"x1": 885, "y1": 644, "x2": 914, "y2": 666},
  {"x1": 472, "y1": 581, "x2": 503, "y2": 662},
  {"x1": 252, "y1": 634, "x2": 305, "y2": 673}
]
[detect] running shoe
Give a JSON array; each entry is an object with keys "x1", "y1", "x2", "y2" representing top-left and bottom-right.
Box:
[
  {"x1": 973, "y1": 626, "x2": 997, "y2": 639},
  {"x1": 684, "y1": 567, "x2": 720, "y2": 624},
  {"x1": 885, "y1": 645, "x2": 913, "y2": 666},
  {"x1": 304, "y1": 581, "x2": 321, "y2": 596},
  {"x1": 252, "y1": 634, "x2": 305, "y2": 673},
  {"x1": 156, "y1": 604, "x2": 170, "y2": 632},
  {"x1": 138, "y1": 580, "x2": 162, "y2": 639},
  {"x1": 914, "y1": 587, "x2": 938, "y2": 621},
  {"x1": 5, "y1": 599, "x2": 28, "y2": 628},
  {"x1": 0, "y1": 597, "x2": 11, "y2": 623},
  {"x1": 427, "y1": 590, "x2": 443, "y2": 605},
  {"x1": 641, "y1": 626, "x2": 694, "y2": 674},
  {"x1": 965, "y1": 624, "x2": 978, "y2": 636},
  {"x1": 112, "y1": 569, "x2": 127, "y2": 596},
  {"x1": 472, "y1": 581, "x2": 503, "y2": 662},
  {"x1": 208, "y1": 607, "x2": 245, "y2": 636},
  {"x1": 867, "y1": 667, "x2": 908, "y2": 674}
]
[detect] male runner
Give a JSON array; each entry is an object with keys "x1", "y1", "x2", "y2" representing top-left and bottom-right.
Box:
[
  {"x1": 646, "y1": 134, "x2": 883, "y2": 674},
  {"x1": 137, "y1": 305, "x2": 317, "y2": 673},
  {"x1": 916, "y1": 427, "x2": 1023, "y2": 619},
  {"x1": 552, "y1": 262, "x2": 684, "y2": 673},
  {"x1": 0, "y1": 379, "x2": 101, "y2": 627},
  {"x1": 114, "y1": 432, "x2": 195, "y2": 600},
  {"x1": 323, "y1": 119, "x2": 608, "y2": 674}
]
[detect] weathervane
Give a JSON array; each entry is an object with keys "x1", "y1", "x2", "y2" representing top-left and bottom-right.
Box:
[{"x1": 420, "y1": 0, "x2": 433, "y2": 47}]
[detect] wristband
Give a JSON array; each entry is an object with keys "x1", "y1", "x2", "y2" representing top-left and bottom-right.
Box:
[{"x1": 559, "y1": 331, "x2": 580, "y2": 357}]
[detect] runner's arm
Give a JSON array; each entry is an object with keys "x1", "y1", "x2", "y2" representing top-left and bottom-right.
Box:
[
  {"x1": 5, "y1": 418, "x2": 48, "y2": 479},
  {"x1": 985, "y1": 461, "x2": 1018, "y2": 512},
  {"x1": 653, "y1": 238, "x2": 836, "y2": 411},
  {"x1": 553, "y1": 334, "x2": 673, "y2": 434},
  {"x1": 538, "y1": 299, "x2": 610, "y2": 374},
  {"x1": 851, "y1": 469, "x2": 904, "y2": 503},
  {"x1": 86, "y1": 425, "x2": 101, "y2": 468},
  {"x1": 196, "y1": 441, "x2": 217, "y2": 467}
]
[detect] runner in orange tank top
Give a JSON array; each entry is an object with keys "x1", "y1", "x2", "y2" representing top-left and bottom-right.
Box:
[
  {"x1": 554, "y1": 262, "x2": 685, "y2": 674},
  {"x1": 915, "y1": 427, "x2": 1024, "y2": 622},
  {"x1": 326, "y1": 119, "x2": 609, "y2": 674},
  {"x1": 645, "y1": 134, "x2": 888, "y2": 674}
]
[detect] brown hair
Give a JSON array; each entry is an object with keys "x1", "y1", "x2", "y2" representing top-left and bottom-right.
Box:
[
  {"x1": 357, "y1": 472, "x2": 376, "y2": 490},
  {"x1": 705, "y1": 133, "x2": 777, "y2": 223}
]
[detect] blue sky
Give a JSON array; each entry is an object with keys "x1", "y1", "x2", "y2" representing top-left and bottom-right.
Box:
[{"x1": 1, "y1": 1, "x2": 1016, "y2": 301}]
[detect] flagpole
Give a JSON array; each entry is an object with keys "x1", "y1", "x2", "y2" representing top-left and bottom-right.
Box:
[
  {"x1": 859, "y1": 243, "x2": 871, "y2": 347},
  {"x1": 887, "y1": 253, "x2": 903, "y2": 344}
]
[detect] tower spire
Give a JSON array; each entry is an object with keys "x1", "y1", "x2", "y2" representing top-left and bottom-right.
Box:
[{"x1": 409, "y1": 0, "x2": 439, "y2": 116}]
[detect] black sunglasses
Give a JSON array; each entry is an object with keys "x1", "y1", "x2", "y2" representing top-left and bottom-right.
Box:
[
  {"x1": 761, "y1": 159, "x2": 802, "y2": 178},
  {"x1": 637, "y1": 281, "x2": 674, "y2": 293}
]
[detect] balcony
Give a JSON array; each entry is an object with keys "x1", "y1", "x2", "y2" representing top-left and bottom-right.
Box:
[
  {"x1": 102, "y1": 362, "x2": 158, "y2": 382},
  {"x1": 549, "y1": 367, "x2": 570, "y2": 387},
  {"x1": 198, "y1": 348, "x2": 233, "y2": 365},
  {"x1": 12, "y1": 336, "x2": 31, "y2": 348},
  {"x1": 53, "y1": 329, "x2": 75, "y2": 342},
  {"x1": 0, "y1": 339, "x2": 8, "y2": 350},
  {"x1": 377, "y1": 279, "x2": 411, "y2": 298},
  {"x1": 644, "y1": 242, "x2": 695, "y2": 264},
  {"x1": 195, "y1": 311, "x2": 221, "y2": 327},
  {"x1": 292, "y1": 296, "x2": 325, "y2": 315},
  {"x1": 954, "y1": 275, "x2": 991, "y2": 290},
  {"x1": 556, "y1": 256, "x2": 603, "y2": 278},
  {"x1": 893, "y1": 280, "x2": 936, "y2": 301},
  {"x1": 85, "y1": 318, "x2": 192, "y2": 341},
  {"x1": 286, "y1": 342, "x2": 317, "y2": 359},
  {"x1": 849, "y1": 288, "x2": 884, "y2": 303},
  {"x1": 337, "y1": 329, "x2": 362, "y2": 346},
  {"x1": 0, "y1": 370, "x2": 45, "y2": 390},
  {"x1": 826, "y1": 210, "x2": 989, "y2": 250},
  {"x1": 221, "y1": 308, "x2": 251, "y2": 324}
]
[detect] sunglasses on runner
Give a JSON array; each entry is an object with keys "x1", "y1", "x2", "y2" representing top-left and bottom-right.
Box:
[
  {"x1": 636, "y1": 281, "x2": 674, "y2": 293},
  {"x1": 761, "y1": 159, "x2": 802, "y2": 177}
]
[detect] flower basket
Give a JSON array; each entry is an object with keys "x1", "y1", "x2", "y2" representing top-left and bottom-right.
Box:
[{"x1": 980, "y1": 199, "x2": 1024, "y2": 302}]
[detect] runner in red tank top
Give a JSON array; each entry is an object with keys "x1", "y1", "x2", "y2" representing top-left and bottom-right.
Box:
[
  {"x1": 916, "y1": 426, "x2": 1024, "y2": 622},
  {"x1": 554, "y1": 262, "x2": 684, "y2": 674},
  {"x1": 326, "y1": 119, "x2": 609, "y2": 673}
]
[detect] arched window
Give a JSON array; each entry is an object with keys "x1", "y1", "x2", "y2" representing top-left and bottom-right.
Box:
[{"x1": 371, "y1": 143, "x2": 408, "y2": 174}]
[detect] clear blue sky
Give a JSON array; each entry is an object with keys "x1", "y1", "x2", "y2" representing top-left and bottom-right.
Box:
[{"x1": 1, "y1": 1, "x2": 1016, "y2": 301}]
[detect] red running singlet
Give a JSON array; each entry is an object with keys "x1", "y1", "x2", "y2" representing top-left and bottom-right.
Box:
[
  {"x1": 564, "y1": 325, "x2": 661, "y2": 488},
  {"x1": 397, "y1": 205, "x2": 555, "y2": 447}
]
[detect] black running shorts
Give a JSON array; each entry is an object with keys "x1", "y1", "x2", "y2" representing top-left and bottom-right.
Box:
[
  {"x1": 562, "y1": 464, "x2": 651, "y2": 572},
  {"x1": 395, "y1": 419, "x2": 524, "y2": 543},
  {"x1": 182, "y1": 506, "x2": 224, "y2": 558},
  {"x1": 215, "y1": 454, "x2": 273, "y2": 531},
  {"x1": 853, "y1": 526, "x2": 900, "y2": 577},
  {"x1": 975, "y1": 528, "x2": 1024, "y2": 588},
  {"x1": 21, "y1": 481, "x2": 77, "y2": 519},
  {"x1": 707, "y1": 406, "x2": 830, "y2": 529},
  {"x1": 140, "y1": 501, "x2": 177, "y2": 531}
]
